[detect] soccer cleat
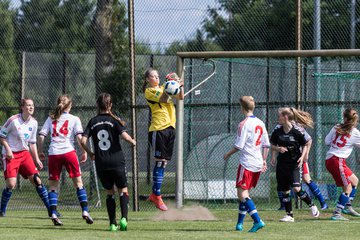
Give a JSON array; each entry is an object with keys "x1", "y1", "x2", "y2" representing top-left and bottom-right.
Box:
[
  {"x1": 0, "y1": 211, "x2": 5, "y2": 217},
  {"x1": 148, "y1": 193, "x2": 168, "y2": 211},
  {"x1": 342, "y1": 206, "x2": 360, "y2": 217},
  {"x1": 51, "y1": 214, "x2": 63, "y2": 226},
  {"x1": 119, "y1": 217, "x2": 127, "y2": 231},
  {"x1": 235, "y1": 223, "x2": 243, "y2": 231},
  {"x1": 331, "y1": 213, "x2": 349, "y2": 221},
  {"x1": 109, "y1": 224, "x2": 118, "y2": 232},
  {"x1": 277, "y1": 206, "x2": 285, "y2": 211},
  {"x1": 82, "y1": 211, "x2": 94, "y2": 224},
  {"x1": 55, "y1": 210, "x2": 62, "y2": 218},
  {"x1": 310, "y1": 205, "x2": 320, "y2": 217},
  {"x1": 248, "y1": 220, "x2": 265, "y2": 233},
  {"x1": 320, "y1": 203, "x2": 329, "y2": 210},
  {"x1": 279, "y1": 215, "x2": 294, "y2": 222},
  {"x1": 48, "y1": 210, "x2": 62, "y2": 218}
]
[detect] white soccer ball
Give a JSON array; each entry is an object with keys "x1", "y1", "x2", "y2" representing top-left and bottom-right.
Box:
[{"x1": 164, "y1": 80, "x2": 180, "y2": 95}]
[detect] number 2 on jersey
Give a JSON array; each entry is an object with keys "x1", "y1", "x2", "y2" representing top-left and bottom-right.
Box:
[
  {"x1": 52, "y1": 120, "x2": 69, "y2": 137},
  {"x1": 255, "y1": 125, "x2": 263, "y2": 146},
  {"x1": 97, "y1": 129, "x2": 111, "y2": 151}
]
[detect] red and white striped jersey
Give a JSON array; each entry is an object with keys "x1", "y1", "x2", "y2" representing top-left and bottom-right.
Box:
[
  {"x1": 325, "y1": 125, "x2": 360, "y2": 159},
  {"x1": 0, "y1": 114, "x2": 38, "y2": 154},
  {"x1": 234, "y1": 115, "x2": 270, "y2": 172},
  {"x1": 39, "y1": 113, "x2": 83, "y2": 155}
]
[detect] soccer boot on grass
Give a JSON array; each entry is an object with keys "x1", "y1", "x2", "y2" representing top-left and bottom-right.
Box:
[
  {"x1": 279, "y1": 215, "x2": 294, "y2": 222},
  {"x1": 148, "y1": 193, "x2": 168, "y2": 211},
  {"x1": 331, "y1": 213, "x2": 349, "y2": 221},
  {"x1": 235, "y1": 223, "x2": 243, "y2": 231},
  {"x1": 82, "y1": 211, "x2": 94, "y2": 224},
  {"x1": 109, "y1": 224, "x2": 118, "y2": 232},
  {"x1": 310, "y1": 205, "x2": 320, "y2": 217},
  {"x1": 119, "y1": 217, "x2": 127, "y2": 231},
  {"x1": 342, "y1": 206, "x2": 360, "y2": 217},
  {"x1": 248, "y1": 220, "x2": 265, "y2": 233},
  {"x1": 320, "y1": 203, "x2": 329, "y2": 210},
  {"x1": 51, "y1": 213, "x2": 63, "y2": 226},
  {"x1": 0, "y1": 211, "x2": 5, "y2": 217}
]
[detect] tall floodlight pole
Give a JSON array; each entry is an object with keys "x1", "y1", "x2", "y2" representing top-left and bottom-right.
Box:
[
  {"x1": 296, "y1": 0, "x2": 302, "y2": 108},
  {"x1": 314, "y1": 0, "x2": 322, "y2": 180},
  {"x1": 128, "y1": 0, "x2": 138, "y2": 211},
  {"x1": 350, "y1": 0, "x2": 356, "y2": 49}
]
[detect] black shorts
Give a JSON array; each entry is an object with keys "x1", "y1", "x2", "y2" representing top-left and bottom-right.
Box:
[
  {"x1": 148, "y1": 127, "x2": 175, "y2": 160},
  {"x1": 97, "y1": 167, "x2": 127, "y2": 190},
  {"x1": 276, "y1": 164, "x2": 301, "y2": 191}
]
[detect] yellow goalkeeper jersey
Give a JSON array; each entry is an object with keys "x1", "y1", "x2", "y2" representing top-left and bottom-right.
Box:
[{"x1": 145, "y1": 85, "x2": 176, "y2": 132}]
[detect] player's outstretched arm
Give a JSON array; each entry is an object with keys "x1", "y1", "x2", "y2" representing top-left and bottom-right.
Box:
[{"x1": 121, "y1": 132, "x2": 136, "y2": 146}]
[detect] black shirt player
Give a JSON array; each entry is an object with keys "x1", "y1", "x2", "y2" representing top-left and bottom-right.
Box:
[
  {"x1": 270, "y1": 107, "x2": 319, "y2": 222},
  {"x1": 81, "y1": 93, "x2": 136, "y2": 232}
]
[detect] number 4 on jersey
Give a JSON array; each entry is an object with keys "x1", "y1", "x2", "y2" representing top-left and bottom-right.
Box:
[{"x1": 52, "y1": 120, "x2": 69, "y2": 137}]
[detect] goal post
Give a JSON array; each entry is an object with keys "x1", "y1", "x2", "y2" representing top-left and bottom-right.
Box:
[{"x1": 175, "y1": 49, "x2": 360, "y2": 209}]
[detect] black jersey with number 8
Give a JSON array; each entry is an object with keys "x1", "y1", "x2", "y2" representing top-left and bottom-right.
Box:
[{"x1": 83, "y1": 113, "x2": 127, "y2": 171}]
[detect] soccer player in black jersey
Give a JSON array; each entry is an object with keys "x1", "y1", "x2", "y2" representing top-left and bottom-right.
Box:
[
  {"x1": 81, "y1": 93, "x2": 136, "y2": 232},
  {"x1": 270, "y1": 107, "x2": 319, "y2": 222}
]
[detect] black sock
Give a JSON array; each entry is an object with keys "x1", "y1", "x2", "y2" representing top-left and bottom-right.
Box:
[
  {"x1": 283, "y1": 193, "x2": 293, "y2": 217},
  {"x1": 106, "y1": 195, "x2": 116, "y2": 225},
  {"x1": 297, "y1": 190, "x2": 313, "y2": 206},
  {"x1": 120, "y1": 192, "x2": 129, "y2": 220}
]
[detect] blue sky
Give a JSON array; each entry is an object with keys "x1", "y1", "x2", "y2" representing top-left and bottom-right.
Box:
[
  {"x1": 134, "y1": 0, "x2": 219, "y2": 47},
  {"x1": 10, "y1": 0, "x2": 220, "y2": 48}
]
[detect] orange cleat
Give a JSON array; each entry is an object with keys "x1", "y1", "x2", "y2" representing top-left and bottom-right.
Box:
[{"x1": 148, "y1": 193, "x2": 168, "y2": 211}]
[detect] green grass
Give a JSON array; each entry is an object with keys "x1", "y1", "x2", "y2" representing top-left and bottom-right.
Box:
[{"x1": 0, "y1": 208, "x2": 359, "y2": 240}]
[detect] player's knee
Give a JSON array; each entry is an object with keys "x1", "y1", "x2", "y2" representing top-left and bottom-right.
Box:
[
  {"x1": 32, "y1": 173, "x2": 42, "y2": 187},
  {"x1": 155, "y1": 161, "x2": 167, "y2": 168}
]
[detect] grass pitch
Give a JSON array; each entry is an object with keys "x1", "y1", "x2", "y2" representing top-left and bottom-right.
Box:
[{"x1": 0, "y1": 208, "x2": 359, "y2": 240}]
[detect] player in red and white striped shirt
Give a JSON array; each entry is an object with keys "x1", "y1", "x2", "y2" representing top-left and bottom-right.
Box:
[
  {"x1": 0, "y1": 99, "x2": 51, "y2": 218},
  {"x1": 224, "y1": 96, "x2": 269, "y2": 233},
  {"x1": 38, "y1": 95, "x2": 93, "y2": 226},
  {"x1": 325, "y1": 108, "x2": 360, "y2": 220}
]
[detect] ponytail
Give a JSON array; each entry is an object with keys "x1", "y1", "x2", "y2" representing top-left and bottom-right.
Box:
[
  {"x1": 96, "y1": 92, "x2": 125, "y2": 127},
  {"x1": 290, "y1": 107, "x2": 314, "y2": 128},
  {"x1": 336, "y1": 108, "x2": 358, "y2": 135},
  {"x1": 109, "y1": 111, "x2": 125, "y2": 127},
  {"x1": 50, "y1": 95, "x2": 72, "y2": 120}
]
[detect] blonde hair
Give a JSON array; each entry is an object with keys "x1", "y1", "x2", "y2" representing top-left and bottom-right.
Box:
[
  {"x1": 50, "y1": 95, "x2": 71, "y2": 120},
  {"x1": 279, "y1": 107, "x2": 314, "y2": 128},
  {"x1": 336, "y1": 108, "x2": 358, "y2": 135},
  {"x1": 143, "y1": 68, "x2": 158, "y2": 93},
  {"x1": 240, "y1": 96, "x2": 255, "y2": 112}
]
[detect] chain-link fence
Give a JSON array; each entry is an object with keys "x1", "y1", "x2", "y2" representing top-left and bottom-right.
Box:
[{"x1": 1, "y1": 1, "x2": 360, "y2": 212}]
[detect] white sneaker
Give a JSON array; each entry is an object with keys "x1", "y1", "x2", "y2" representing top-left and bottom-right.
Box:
[
  {"x1": 311, "y1": 205, "x2": 320, "y2": 217},
  {"x1": 279, "y1": 215, "x2": 294, "y2": 222}
]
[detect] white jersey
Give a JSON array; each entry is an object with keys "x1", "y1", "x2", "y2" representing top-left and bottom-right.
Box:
[
  {"x1": 0, "y1": 114, "x2": 38, "y2": 154},
  {"x1": 39, "y1": 113, "x2": 83, "y2": 155},
  {"x1": 325, "y1": 125, "x2": 360, "y2": 159},
  {"x1": 234, "y1": 115, "x2": 270, "y2": 172}
]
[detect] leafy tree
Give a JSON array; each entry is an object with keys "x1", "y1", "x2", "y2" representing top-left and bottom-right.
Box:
[
  {"x1": 0, "y1": 0, "x2": 19, "y2": 123},
  {"x1": 201, "y1": 0, "x2": 355, "y2": 51},
  {"x1": 165, "y1": 30, "x2": 222, "y2": 54},
  {"x1": 15, "y1": 0, "x2": 94, "y2": 52}
]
